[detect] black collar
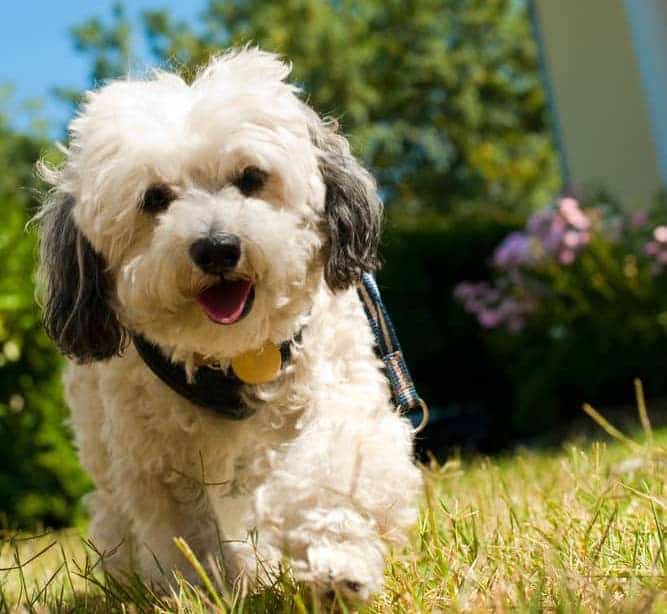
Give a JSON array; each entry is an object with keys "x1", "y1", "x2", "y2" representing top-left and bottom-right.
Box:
[{"x1": 132, "y1": 333, "x2": 295, "y2": 420}]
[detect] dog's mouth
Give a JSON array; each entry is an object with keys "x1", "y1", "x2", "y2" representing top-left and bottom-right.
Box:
[{"x1": 197, "y1": 277, "x2": 255, "y2": 325}]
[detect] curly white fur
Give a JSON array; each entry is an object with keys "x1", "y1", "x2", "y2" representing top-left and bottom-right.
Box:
[{"x1": 37, "y1": 48, "x2": 422, "y2": 602}]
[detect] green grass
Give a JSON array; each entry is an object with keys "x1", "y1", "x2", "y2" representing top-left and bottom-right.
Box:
[{"x1": 2, "y1": 401, "x2": 666, "y2": 613}]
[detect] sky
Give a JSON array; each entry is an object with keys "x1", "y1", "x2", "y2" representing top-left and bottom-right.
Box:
[{"x1": 0, "y1": 0, "x2": 204, "y2": 136}]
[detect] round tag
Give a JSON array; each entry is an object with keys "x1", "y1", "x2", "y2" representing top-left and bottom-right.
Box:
[{"x1": 231, "y1": 342, "x2": 282, "y2": 385}]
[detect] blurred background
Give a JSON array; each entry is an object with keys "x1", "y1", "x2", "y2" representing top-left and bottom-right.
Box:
[{"x1": 1, "y1": 0, "x2": 666, "y2": 530}]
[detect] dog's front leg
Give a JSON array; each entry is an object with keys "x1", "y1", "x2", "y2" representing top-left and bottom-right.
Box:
[
  {"x1": 99, "y1": 395, "x2": 220, "y2": 586},
  {"x1": 251, "y1": 403, "x2": 422, "y2": 602},
  {"x1": 106, "y1": 462, "x2": 220, "y2": 587}
]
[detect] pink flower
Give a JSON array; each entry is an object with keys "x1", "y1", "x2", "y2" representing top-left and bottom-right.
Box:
[
  {"x1": 563, "y1": 230, "x2": 582, "y2": 248},
  {"x1": 630, "y1": 210, "x2": 648, "y2": 229},
  {"x1": 559, "y1": 249, "x2": 575, "y2": 265},
  {"x1": 645, "y1": 241, "x2": 659, "y2": 256},
  {"x1": 454, "y1": 279, "x2": 537, "y2": 333},
  {"x1": 559, "y1": 197, "x2": 590, "y2": 230},
  {"x1": 479, "y1": 310, "x2": 502, "y2": 329},
  {"x1": 654, "y1": 226, "x2": 667, "y2": 243}
]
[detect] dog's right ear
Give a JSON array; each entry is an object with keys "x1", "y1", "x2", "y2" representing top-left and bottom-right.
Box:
[{"x1": 38, "y1": 194, "x2": 126, "y2": 363}]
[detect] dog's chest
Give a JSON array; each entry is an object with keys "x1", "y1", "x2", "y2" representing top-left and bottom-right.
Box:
[{"x1": 201, "y1": 414, "x2": 297, "y2": 539}]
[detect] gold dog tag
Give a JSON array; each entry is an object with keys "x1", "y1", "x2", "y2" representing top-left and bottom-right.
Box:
[{"x1": 231, "y1": 342, "x2": 282, "y2": 385}]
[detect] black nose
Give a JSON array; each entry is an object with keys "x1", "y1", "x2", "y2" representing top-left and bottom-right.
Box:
[{"x1": 189, "y1": 234, "x2": 241, "y2": 274}]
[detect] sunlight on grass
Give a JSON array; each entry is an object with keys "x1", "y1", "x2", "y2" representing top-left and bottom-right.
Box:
[{"x1": 2, "y1": 389, "x2": 666, "y2": 612}]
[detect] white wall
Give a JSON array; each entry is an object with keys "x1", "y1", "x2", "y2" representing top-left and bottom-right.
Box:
[{"x1": 534, "y1": 0, "x2": 662, "y2": 206}]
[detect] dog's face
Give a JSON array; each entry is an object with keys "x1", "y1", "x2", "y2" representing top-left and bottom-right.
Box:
[{"x1": 38, "y1": 49, "x2": 382, "y2": 362}]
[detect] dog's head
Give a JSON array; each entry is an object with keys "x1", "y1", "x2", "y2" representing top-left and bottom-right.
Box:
[{"x1": 37, "y1": 49, "x2": 382, "y2": 362}]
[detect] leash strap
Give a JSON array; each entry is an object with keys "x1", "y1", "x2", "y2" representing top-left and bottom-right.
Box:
[{"x1": 357, "y1": 273, "x2": 429, "y2": 432}]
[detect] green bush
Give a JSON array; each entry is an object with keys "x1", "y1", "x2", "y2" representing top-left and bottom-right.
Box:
[{"x1": 0, "y1": 117, "x2": 89, "y2": 529}]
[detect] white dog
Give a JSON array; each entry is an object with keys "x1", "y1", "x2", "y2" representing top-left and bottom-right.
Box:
[{"x1": 36, "y1": 48, "x2": 422, "y2": 602}]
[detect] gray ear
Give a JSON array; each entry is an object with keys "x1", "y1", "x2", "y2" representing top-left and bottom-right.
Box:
[
  {"x1": 311, "y1": 119, "x2": 383, "y2": 291},
  {"x1": 38, "y1": 195, "x2": 126, "y2": 363}
]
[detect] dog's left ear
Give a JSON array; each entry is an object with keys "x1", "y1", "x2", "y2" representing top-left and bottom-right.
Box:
[{"x1": 310, "y1": 117, "x2": 383, "y2": 291}]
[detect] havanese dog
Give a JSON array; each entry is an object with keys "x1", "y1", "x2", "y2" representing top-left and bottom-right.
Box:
[{"x1": 35, "y1": 48, "x2": 421, "y2": 602}]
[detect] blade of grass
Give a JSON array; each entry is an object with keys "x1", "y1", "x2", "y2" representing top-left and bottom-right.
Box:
[
  {"x1": 174, "y1": 537, "x2": 226, "y2": 612},
  {"x1": 590, "y1": 507, "x2": 618, "y2": 564},
  {"x1": 634, "y1": 379, "x2": 653, "y2": 443},
  {"x1": 582, "y1": 403, "x2": 641, "y2": 451},
  {"x1": 0, "y1": 540, "x2": 57, "y2": 571},
  {"x1": 617, "y1": 481, "x2": 666, "y2": 511},
  {"x1": 58, "y1": 541, "x2": 75, "y2": 597}
]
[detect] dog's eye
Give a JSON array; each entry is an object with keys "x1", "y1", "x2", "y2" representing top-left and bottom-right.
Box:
[
  {"x1": 142, "y1": 184, "x2": 176, "y2": 213},
  {"x1": 234, "y1": 166, "x2": 268, "y2": 196}
]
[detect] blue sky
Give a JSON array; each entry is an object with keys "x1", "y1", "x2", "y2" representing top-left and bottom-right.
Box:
[{"x1": 0, "y1": 1, "x2": 204, "y2": 135}]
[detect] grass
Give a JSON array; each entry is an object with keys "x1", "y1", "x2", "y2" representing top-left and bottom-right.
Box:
[{"x1": 1, "y1": 392, "x2": 666, "y2": 613}]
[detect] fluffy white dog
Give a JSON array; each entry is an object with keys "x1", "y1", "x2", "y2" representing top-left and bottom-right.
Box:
[{"x1": 36, "y1": 48, "x2": 422, "y2": 602}]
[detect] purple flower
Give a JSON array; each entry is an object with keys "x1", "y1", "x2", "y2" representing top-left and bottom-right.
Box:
[
  {"x1": 559, "y1": 249, "x2": 575, "y2": 265},
  {"x1": 645, "y1": 241, "x2": 659, "y2": 257},
  {"x1": 478, "y1": 309, "x2": 502, "y2": 329},
  {"x1": 455, "y1": 196, "x2": 600, "y2": 333},
  {"x1": 493, "y1": 231, "x2": 535, "y2": 270},
  {"x1": 542, "y1": 217, "x2": 567, "y2": 254},
  {"x1": 454, "y1": 280, "x2": 537, "y2": 332}
]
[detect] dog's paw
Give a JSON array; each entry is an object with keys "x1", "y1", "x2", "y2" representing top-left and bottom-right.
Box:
[{"x1": 293, "y1": 540, "x2": 385, "y2": 603}]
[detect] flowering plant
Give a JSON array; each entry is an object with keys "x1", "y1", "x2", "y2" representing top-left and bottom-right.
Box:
[
  {"x1": 453, "y1": 192, "x2": 667, "y2": 428},
  {"x1": 455, "y1": 196, "x2": 592, "y2": 332},
  {"x1": 455, "y1": 195, "x2": 665, "y2": 333}
]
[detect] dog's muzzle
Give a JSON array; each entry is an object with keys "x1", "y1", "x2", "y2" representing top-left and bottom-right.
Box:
[{"x1": 189, "y1": 233, "x2": 255, "y2": 325}]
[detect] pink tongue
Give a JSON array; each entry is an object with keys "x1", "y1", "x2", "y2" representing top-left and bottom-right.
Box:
[{"x1": 197, "y1": 278, "x2": 253, "y2": 325}]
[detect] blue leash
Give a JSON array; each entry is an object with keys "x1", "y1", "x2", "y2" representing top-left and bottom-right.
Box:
[{"x1": 357, "y1": 273, "x2": 429, "y2": 432}]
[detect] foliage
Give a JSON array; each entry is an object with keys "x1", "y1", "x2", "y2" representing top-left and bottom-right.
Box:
[
  {"x1": 0, "y1": 108, "x2": 88, "y2": 529},
  {"x1": 2, "y1": 416, "x2": 666, "y2": 612},
  {"x1": 68, "y1": 0, "x2": 559, "y2": 216},
  {"x1": 456, "y1": 193, "x2": 667, "y2": 431},
  {"x1": 72, "y1": 3, "x2": 132, "y2": 86}
]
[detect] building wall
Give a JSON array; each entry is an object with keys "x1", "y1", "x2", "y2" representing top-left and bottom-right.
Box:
[
  {"x1": 534, "y1": 0, "x2": 662, "y2": 206},
  {"x1": 623, "y1": 0, "x2": 667, "y2": 189}
]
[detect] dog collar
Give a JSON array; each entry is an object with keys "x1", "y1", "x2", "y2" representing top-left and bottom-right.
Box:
[{"x1": 132, "y1": 333, "x2": 296, "y2": 420}]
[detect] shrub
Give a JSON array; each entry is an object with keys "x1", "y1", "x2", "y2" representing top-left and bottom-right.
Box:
[
  {"x1": 455, "y1": 193, "x2": 667, "y2": 433},
  {"x1": 0, "y1": 118, "x2": 89, "y2": 529}
]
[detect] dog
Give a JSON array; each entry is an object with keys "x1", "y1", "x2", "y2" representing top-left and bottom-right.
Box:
[{"x1": 36, "y1": 48, "x2": 422, "y2": 602}]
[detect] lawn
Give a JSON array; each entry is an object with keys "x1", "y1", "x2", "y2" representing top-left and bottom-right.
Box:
[{"x1": 1, "y1": 401, "x2": 666, "y2": 613}]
